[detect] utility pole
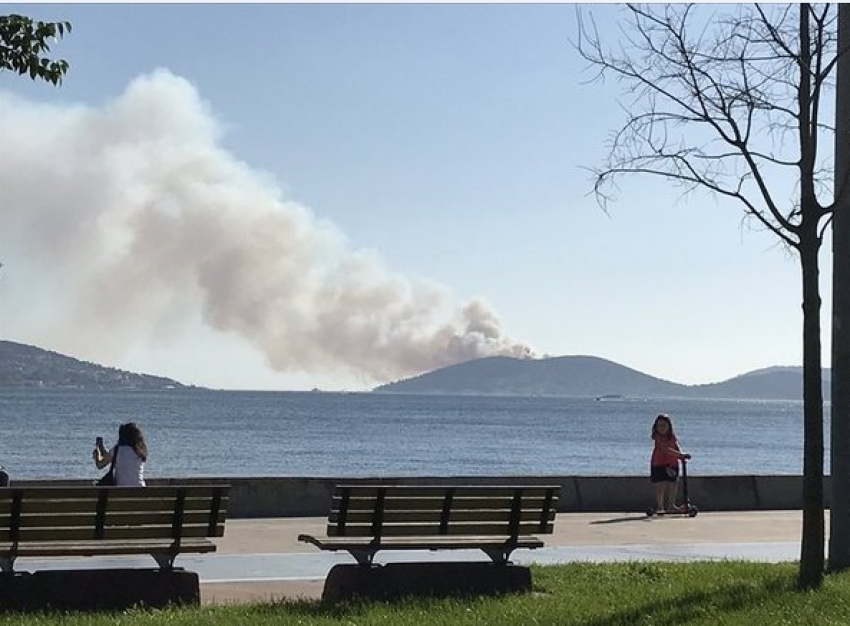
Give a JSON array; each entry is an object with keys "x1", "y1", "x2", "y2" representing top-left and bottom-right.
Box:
[{"x1": 830, "y1": 2, "x2": 850, "y2": 571}]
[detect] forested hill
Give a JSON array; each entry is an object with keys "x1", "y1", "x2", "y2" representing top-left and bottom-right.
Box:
[
  {"x1": 373, "y1": 356, "x2": 824, "y2": 401},
  {"x1": 0, "y1": 341, "x2": 824, "y2": 399},
  {"x1": 0, "y1": 340, "x2": 185, "y2": 390}
]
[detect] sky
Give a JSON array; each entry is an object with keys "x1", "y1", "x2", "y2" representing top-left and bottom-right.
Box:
[{"x1": 0, "y1": 3, "x2": 827, "y2": 391}]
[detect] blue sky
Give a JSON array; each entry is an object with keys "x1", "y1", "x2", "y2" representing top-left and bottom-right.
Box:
[{"x1": 0, "y1": 3, "x2": 817, "y2": 391}]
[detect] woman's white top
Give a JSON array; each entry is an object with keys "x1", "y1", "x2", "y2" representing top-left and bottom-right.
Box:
[{"x1": 112, "y1": 444, "x2": 146, "y2": 487}]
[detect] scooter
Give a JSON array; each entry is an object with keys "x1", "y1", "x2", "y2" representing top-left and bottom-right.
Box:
[{"x1": 646, "y1": 455, "x2": 698, "y2": 517}]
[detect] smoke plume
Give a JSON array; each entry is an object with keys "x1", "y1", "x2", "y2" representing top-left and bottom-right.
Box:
[{"x1": 0, "y1": 70, "x2": 532, "y2": 384}]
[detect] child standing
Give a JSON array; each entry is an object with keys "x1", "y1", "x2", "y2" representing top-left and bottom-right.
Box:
[{"x1": 650, "y1": 413, "x2": 690, "y2": 514}]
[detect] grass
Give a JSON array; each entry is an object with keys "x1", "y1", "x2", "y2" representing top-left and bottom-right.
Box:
[{"x1": 1, "y1": 562, "x2": 850, "y2": 625}]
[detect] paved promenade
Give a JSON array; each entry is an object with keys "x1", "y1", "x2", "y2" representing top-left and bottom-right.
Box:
[
  {"x1": 197, "y1": 510, "x2": 814, "y2": 604},
  {"x1": 10, "y1": 511, "x2": 812, "y2": 605}
]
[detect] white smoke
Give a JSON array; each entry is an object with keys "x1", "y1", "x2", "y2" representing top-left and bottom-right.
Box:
[{"x1": 0, "y1": 70, "x2": 532, "y2": 383}]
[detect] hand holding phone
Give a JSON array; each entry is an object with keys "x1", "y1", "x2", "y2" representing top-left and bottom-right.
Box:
[{"x1": 93, "y1": 437, "x2": 105, "y2": 463}]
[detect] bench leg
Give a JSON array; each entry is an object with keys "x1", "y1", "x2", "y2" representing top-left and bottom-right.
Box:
[
  {"x1": 482, "y1": 547, "x2": 511, "y2": 564},
  {"x1": 347, "y1": 548, "x2": 376, "y2": 566},
  {"x1": 151, "y1": 552, "x2": 177, "y2": 571}
]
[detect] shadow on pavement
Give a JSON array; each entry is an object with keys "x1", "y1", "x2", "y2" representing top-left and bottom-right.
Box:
[{"x1": 590, "y1": 515, "x2": 651, "y2": 525}]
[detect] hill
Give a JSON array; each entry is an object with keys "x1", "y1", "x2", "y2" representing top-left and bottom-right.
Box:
[
  {"x1": 687, "y1": 366, "x2": 823, "y2": 400},
  {"x1": 0, "y1": 341, "x2": 825, "y2": 399},
  {"x1": 373, "y1": 355, "x2": 824, "y2": 400},
  {"x1": 0, "y1": 340, "x2": 185, "y2": 390}
]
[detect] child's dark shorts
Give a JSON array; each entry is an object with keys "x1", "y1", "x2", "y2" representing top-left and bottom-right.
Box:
[{"x1": 650, "y1": 464, "x2": 679, "y2": 483}]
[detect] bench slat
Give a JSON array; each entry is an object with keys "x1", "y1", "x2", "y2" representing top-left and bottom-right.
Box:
[
  {"x1": 0, "y1": 523, "x2": 225, "y2": 542},
  {"x1": 0, "y1": 485, "x2": 229, "y2": 499},
  {"x1": 334, "y1": 485, "x2": 559, "y2": 498},
  {"x1": 3, "y1": 510, "x2": 227, "y2": 529},
  {"x1": 326, "y1": 521, "x2": 553, "y2": 538},
  {"x1": 335, "y1": 494, "x2": 557, "y2": 510},
  {"x1": 0, "y1": 538, "x2": 217, "y2": 558},
  {"x1": 329, "y1": 509, "x2": 556, "y2": 525},
  {"x1": 300, "y1": 535, "x2": 546, "y2": 552},
  {"x1": 0, "y1": 496, "x2": 229, "y2": 516},
  {"x1": 0, "y1": 523, "x2": 203, "y2": 537}
]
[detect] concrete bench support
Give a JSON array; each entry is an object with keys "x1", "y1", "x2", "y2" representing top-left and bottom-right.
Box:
[
  {"x1": 322, "y1": 562, "x2": 532, "y2": 602},
  {"x1": 0, "y1": 569, "x2": 200, "y2": 611}
]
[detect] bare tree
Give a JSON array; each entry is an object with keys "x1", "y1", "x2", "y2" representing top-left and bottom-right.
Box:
[{"x1": 578, "y1": 3, "x2": 837, "y2": 588}]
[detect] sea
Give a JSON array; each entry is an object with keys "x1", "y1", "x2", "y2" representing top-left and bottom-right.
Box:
[{"x1": 0, "y1": 389, "x2": 822, "y2": 481}]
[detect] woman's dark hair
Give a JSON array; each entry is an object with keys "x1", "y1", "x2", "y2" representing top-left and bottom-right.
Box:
[
  {"x1": 651, "y1": 413, "x2": 676, "y2": 439},
  {"x1": 118, "y1": 422, "x2": 148, "y2": 461}
]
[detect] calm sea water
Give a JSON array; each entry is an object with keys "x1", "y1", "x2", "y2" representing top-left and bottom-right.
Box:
[{"x1": 0, "y1": 389, "x2": 817, "y2": 481}]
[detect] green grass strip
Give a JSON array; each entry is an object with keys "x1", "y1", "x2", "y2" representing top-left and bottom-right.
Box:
[{"x1": 1, "y1": 562, "x2": 850, "y2": 625}]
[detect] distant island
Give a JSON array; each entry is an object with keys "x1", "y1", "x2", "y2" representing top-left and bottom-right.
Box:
[
  {"x1": 0, "y1": 340, "x2": 185, "y2": 390},
  {"x1": 373, "y1": 355, "x2": 824, "y2": 401},
  {"x1": 0, "y1": 340, "x2": 822, "y2": 400}
]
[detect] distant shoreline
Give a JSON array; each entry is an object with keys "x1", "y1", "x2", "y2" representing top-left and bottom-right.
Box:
[
  {"x1": 0, "y1": 340, "x2": 819, "y2": 400},
  {"x1": 0, "y1": 386, "x2": 807, "y2": 402}
]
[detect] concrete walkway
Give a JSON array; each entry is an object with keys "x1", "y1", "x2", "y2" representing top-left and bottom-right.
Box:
[
  {"x1": 12, "y1": 511, "x2": 815, "y2": 605},
  {"x1": 199, "y1": 510, "x2": 813, "y2": 604}
]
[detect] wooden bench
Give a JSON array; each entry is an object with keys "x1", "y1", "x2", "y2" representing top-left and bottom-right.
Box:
[
  {"x1": 0, "y1": 484, "x2": 229, "y2": 573},
  {"x1": 299, "y1": 484, "x2": 560, "y2": 566}
]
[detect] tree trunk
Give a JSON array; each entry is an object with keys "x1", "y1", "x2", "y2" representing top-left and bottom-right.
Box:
[
  {"x1": 799, "y1": 237, "x2": 825, "y2": 589},
  {"x1": 830, "y1": 1, "x2": 850, "y2": 573}
]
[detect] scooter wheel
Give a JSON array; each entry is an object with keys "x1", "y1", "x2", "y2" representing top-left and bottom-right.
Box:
[{"x1": 687, "y1": 505, "x2": 699, "y2": 518}]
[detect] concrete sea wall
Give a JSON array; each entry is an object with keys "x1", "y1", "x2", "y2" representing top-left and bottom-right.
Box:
[
  {"x1": 17, "y1": 475, "x2": 820, "y2": 518},
  {"x1": 157, "y1": 475, "x2": 818, "y2": 518}
]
